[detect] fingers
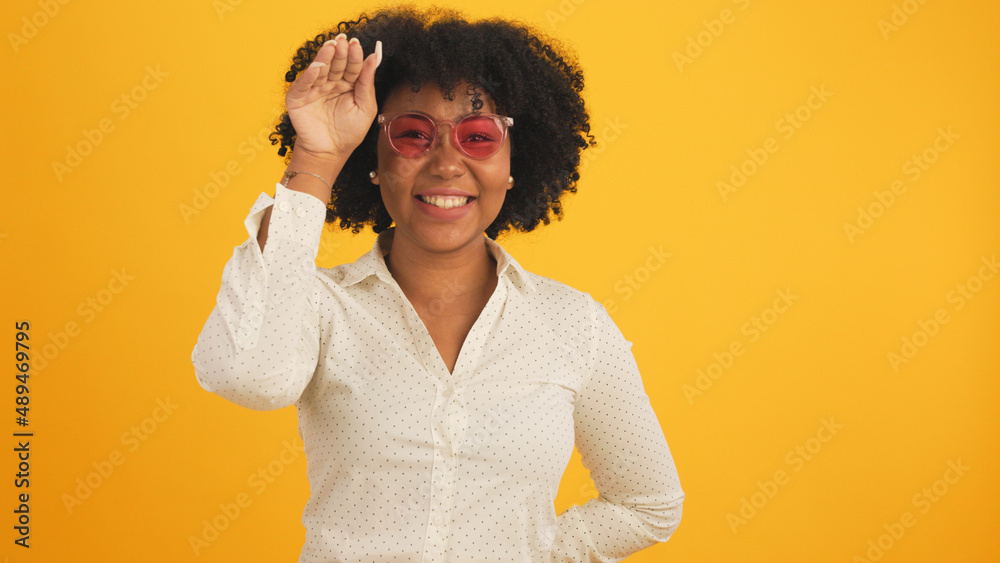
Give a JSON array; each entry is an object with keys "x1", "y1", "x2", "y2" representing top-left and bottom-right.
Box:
[
  {"x1": 315, "y1": 35, "x2": 340, "y2": 72},
  {"x1": 354, "y1": 40, "x2": 382, "y2": 114},
  {"x1": 288, "y1": 34, "x2": 381, "y2": 111},
  {"x1": 341, "y1": 38, "x2": 364, "y2": 83},
  {"x1": 289, "y1": 36, "x2": 338, "y2": 95},
  {"x1": 327, "y1": 33, "x2": 349, "y2": 80},
  {"x1": 289, "y1": 61, "x2": 323, "y2": 98}
]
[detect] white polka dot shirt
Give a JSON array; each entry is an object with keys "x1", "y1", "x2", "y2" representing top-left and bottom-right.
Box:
[{"x1": 192, "y1": 183, "x2": 684, "y2": 562}]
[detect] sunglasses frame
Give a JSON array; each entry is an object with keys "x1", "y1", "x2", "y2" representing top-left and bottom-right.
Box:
[{"x1": 376, "y1": 110, "x2": 514, "y2": 159}]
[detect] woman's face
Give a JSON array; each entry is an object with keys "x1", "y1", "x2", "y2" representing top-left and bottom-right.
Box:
[{"x1": 370, "y1": 80, "x2": 512, "y2": 254}]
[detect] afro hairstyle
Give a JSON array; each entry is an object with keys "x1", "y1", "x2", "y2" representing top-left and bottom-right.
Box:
[{"x1": 269, "y1": 4, "x2": 596, "y2": 240}]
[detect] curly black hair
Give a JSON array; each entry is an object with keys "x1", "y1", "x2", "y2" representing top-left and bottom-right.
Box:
[{"x1": 268, "y1": 4, "x2": 596, "y2": 240}]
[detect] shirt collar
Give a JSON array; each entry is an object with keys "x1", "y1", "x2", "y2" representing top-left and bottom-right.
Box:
[{"x1": 338, "y1": 226, "x2": 537, "y2": 293}]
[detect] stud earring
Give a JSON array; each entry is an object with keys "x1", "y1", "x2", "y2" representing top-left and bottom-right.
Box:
[
  {"x1": 369, "y1": 171, "x2": 377, "y2": 178},
  {"x1": 508, "y1": 176, "x2": 513, "y2": 183}
]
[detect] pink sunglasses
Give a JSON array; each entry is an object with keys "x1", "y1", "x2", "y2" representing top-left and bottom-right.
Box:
[{"x1": 377, "y1": 110, "x2": 514, "y2": 159}]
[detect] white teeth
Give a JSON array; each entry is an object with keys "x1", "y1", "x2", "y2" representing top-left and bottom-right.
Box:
[{"x1": 418, "y1": 195, "x2": 471, "y2": 209}]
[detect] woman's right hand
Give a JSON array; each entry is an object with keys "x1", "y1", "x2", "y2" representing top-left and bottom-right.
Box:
[{"x1": 285, "y1": 34, "x2": 382, "y2": 160}]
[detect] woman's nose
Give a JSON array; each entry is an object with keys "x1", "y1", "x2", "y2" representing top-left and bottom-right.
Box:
[{"x1": 426, "y1": 124, "x2": 466, "y2": 175}]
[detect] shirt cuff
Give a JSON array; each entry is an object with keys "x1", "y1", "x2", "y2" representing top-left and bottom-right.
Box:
[{"x1": 244, "y1": 182, "x2": 327, "y2": 253}]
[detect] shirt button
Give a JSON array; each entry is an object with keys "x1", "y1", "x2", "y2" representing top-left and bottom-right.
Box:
[
  {"x1": 277, "y1": 201, "x2": 290, "y2": 212},
  {"x1": 256, "y1": 272, "x2": 265, "y2": 281},
  {"x1": 295, "y1": 207, "x2": 308, "y2": 218},
  {"x1": 441, "y1": 387, "x2": 452, "y2": 399},
  {"x1": 238, "y1": 326, "x2": 250, "y2": 339}
]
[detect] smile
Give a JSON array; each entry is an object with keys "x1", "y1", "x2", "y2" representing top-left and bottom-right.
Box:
[{"x1": 416, "y1": 195, "x2": 474, "y2": 209}]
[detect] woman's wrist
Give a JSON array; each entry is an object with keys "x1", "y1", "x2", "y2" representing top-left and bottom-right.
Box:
[{"x1": 281, "y1": 148, "x2": 349, "y2": 203}]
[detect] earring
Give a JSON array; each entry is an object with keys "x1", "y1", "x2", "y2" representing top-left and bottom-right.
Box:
[
  {"x1": 369, "y1": 171, "x2": 377, "y2": 178},
  {"x1": 508, "y1": 176, "x2": 513, "y2": 183}
]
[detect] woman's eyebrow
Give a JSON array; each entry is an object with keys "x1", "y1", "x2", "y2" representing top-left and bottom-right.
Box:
[{"x1": 401, "y1": 109, "x2": 486, "y2": 120}]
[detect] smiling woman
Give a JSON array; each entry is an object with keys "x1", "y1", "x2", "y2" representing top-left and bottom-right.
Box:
[
  {"x1": 371, "y1": 79, "x2": 515, "y2": 283},
  {"x1": 269, "y1": 4, "x2": 595, "y2": 241},
  {"x1": 191, "y1": 4, "x2": 684, "y2": 562}
]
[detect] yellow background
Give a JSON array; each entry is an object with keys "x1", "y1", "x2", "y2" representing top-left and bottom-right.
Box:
[{"x1": 2, "y1": 0, "x2": 998, "y2": 560}]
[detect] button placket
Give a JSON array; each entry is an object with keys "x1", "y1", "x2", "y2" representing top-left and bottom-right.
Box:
[
  {"x1": 422, "y1": 382, "x2": 460, "y2": 562},
  {"x1": 414, "y1": 278, "x2": 507, "y2": 561},
  {"x1": 248, "y1": 307, "x2": 263, "y2": 327},
  {"x1": 447, "y1": 392, "x2": 468, "y2": 454}
]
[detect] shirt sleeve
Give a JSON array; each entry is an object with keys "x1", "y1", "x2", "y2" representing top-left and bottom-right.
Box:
[
  {"x1": 191, "y1": 183, "x2": 326, "y2": 411},
  {"x1": 550, "y1": 300, "x2": 684, "y2": 561}
]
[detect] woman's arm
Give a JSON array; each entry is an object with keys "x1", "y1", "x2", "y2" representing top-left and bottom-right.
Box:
[
  {"x1": 192, "y1": 33, "x2": 379, "y2": 411},
  {"x1": 190, "y1": 182, "x2": 323, "y2": 410},
  {"x1": 257, "y1": 150, "x2": 344, "y2": 249},
  {"x1": 551, "y1": 301, "x2": 684, "y2": 561},
  {"x1": 190, "y1": 155, "x2": 338, "y2": 411}
]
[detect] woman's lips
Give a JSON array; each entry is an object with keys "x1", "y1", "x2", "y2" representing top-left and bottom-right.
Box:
[
  {"x1": 413, "y1": 195, "x2": 476, "y2": 219},
  {"x1": 416, "y1": 194, "x2": 475, "y2": 209}
]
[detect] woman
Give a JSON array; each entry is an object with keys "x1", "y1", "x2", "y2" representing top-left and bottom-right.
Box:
[{"x1": 192, "y1": 5, "x2": 683, "y2": 562}]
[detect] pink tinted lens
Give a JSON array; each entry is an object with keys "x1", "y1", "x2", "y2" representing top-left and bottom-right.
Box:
[
  {"x1": 388, "y1": 114, "x2": 435, "y2": 156},
  {"x1": 455, "y1": 116, "x2": 503, "y2": 157}
]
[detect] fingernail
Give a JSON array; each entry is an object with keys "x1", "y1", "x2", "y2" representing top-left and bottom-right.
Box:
[
  {"x1": 348, "y1": 37, "x2": 359, "y2": 46},
  {"x1": 376, "y1": 40, "x2": 382, "y2": 66}
]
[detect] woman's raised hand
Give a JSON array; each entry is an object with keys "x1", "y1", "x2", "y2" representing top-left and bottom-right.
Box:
[{"x1": 285, "y1": 35, "x2": 382, "y2": 160}]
